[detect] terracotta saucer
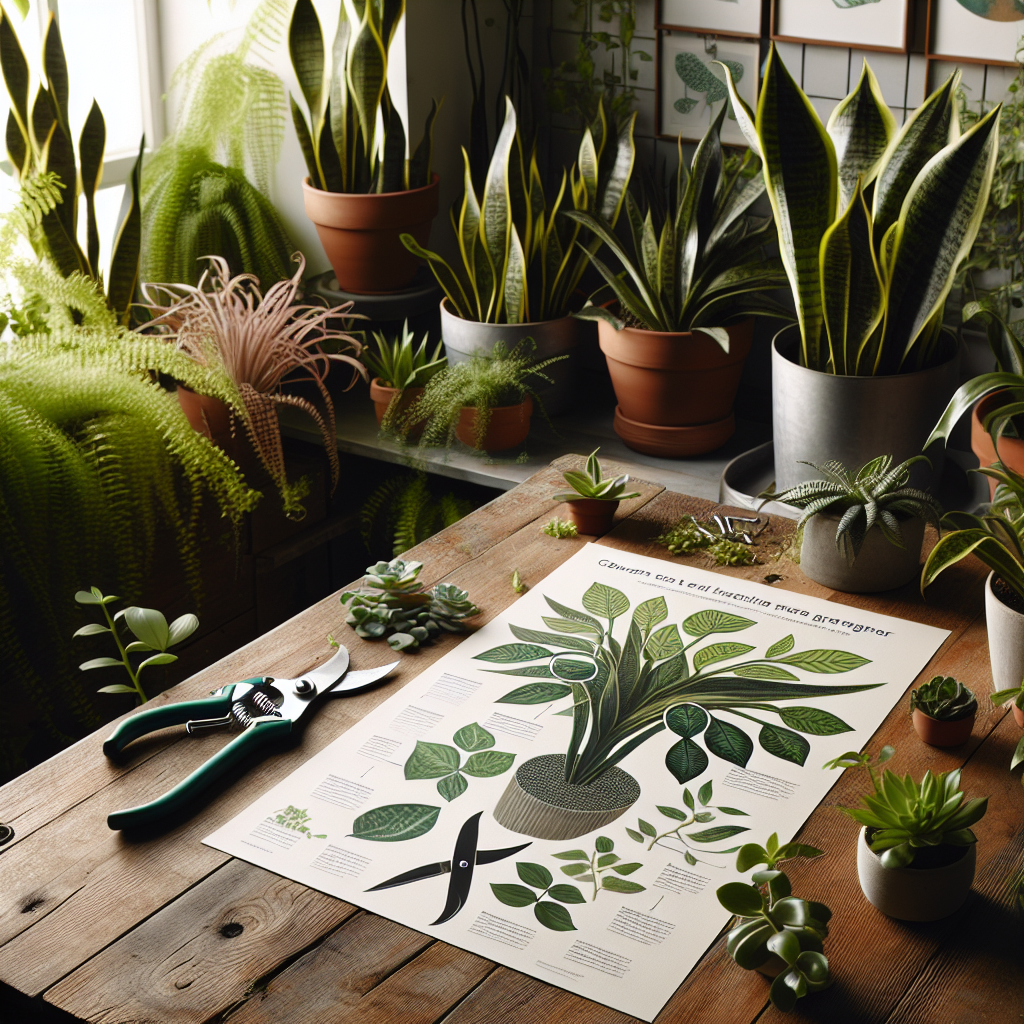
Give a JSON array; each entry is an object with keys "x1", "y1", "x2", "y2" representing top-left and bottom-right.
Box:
[{"x1": 613, "y1": 406, "x2": 735, "y2": 457}]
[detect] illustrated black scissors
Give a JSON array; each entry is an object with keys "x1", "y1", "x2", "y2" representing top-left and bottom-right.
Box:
[{"x1": 365, "y1": 811, "x2": 530, "y2": 924}]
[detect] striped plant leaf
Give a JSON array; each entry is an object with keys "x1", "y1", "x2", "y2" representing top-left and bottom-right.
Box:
[
  {"x1": 0, "y1": 8, "x2": 31, "y2": 156},
  {"x1": 289, "y1": 0, "x2": 325, "y2": 128},
  {"x1": 597, "y1": 112, "x2": 637, "y2": 224},
  {"x1": 408, "y1": 97, "x2": 439, "y2": 190},
  {"x1": 480, "y1": 98, "x2": 518, "y2": 319},
  {"x1": 328, "y1": 9, "x2": 351, "y2": 190},
  {"x1": 42, "y1": 14, "x2": 69, "y2": 133},
  {"x1": 504, "y1": 224, "x2": 527, "y2": 324},
  {"x1": 344, "y1": 0, "x2": 387, "y2": 159},
  {"x1": 79, "y1": 100, "x2": 104, "y2": 277},
  {"x1": 717, "y1": 60, "x2": 760, "y2": 157},
  {"x1": 107, "y1": 139, "x2": 144, "y2": 326}
]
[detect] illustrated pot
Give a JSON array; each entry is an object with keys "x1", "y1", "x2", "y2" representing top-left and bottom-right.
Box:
[
  {"x1": 440, "y1": 300, "x2": 579, "y2": 416},
  {"x1": 492, "y1": 753, "x2": 641, "y2": 840},
  {"x1": 772, "y1": 328, "x2": 960, "y2": 493},
  {"x1": 911, "y1": 708, "x2": 975, "y2": 747},
  {"x1": 971, "y1": 392, "x2": 1024, "y2": 499},
  {"x1": 454, "y1": 395, "x2": 532, "y2": 452},
  {"x1": 301, "y1": 175, "x2": 440, "y2": 294},
  {"x1": 856, "y1": 828, "x2": 976, "y2": 921},
  {"x1": 984, "y1": 571, "x2": 1024, "y2": 694},
  {"x1": 798, "y1": 515, "x2": 925, "y2": 593},
  {"x1": 368, "y1": 378, "x2": 424, "y2": 435},
  {"x1": 596, "y1": 317, "x2": 753, "y2": 457},
  {"x1": 564, "y1": 499, "x2": 619, "y2": 536}
]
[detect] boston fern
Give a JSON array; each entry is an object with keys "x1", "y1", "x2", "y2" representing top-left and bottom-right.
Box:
[{"x1": 474, "y1": 583, "x2": 880, "y2": 787}]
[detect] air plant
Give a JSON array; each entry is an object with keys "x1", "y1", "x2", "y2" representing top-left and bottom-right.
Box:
[{"x1": 138, "y1": 254, "x2": 366, "y2": 516}]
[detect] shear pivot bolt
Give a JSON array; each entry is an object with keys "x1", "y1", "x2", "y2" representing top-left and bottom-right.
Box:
[
  {"x1": 458, "y1": 860, "x2": 468, "y2": 869},
  {"x1": 294, "y1": 679, "x2": 314, "y2": 695}
]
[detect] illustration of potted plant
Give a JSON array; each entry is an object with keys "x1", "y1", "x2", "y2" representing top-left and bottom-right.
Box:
[
  {"x1": 909, "y1": 675, "x2": 978, "y2": 747},
  {"x1": 478, "y1": 582, "x2": 882, "y2": 840},
  {"x1": 552, "y1": 448, "x2": 640, "y2": 535}
]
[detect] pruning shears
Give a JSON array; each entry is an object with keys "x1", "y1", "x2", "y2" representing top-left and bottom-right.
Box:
[
  {"x1": 103, "y1": 646, "x2": 398, "y2": 832},
  {"x1": 366, "y1": 811, "x2": 531, "y2": 924}
]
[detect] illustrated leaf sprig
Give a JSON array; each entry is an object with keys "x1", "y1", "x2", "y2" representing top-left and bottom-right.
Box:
[
  {"x1": 270, "y1": 805, "x2": 326, "y2": 838},
  {"x1": 491, "y1": 861, "x2": 585, "y2": 931},
  {"x1": 553, "y1": 836, "x2": 644, "y2": 902},
  {"x1": 404, "y1": 723, "x2": 515, "y2": 802}
]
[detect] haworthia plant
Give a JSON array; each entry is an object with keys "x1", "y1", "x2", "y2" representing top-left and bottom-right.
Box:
[
  {"x1": 404, "y1": 723, "x2": 515, "y2": 802},
  {"x1": 491, "y1": 861, "x2": 585, "y2": 931}
]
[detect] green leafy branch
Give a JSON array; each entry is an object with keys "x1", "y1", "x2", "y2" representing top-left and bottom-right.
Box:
[
  {"x1": 490, "y1": 861, "x2": 584, "y2": 931},
  {"x1": 404, "y1": 723, "x2": 515, "y2": 802},
  {"x1": 553, "y1": 836, "x2": 644, "y2": 902}
]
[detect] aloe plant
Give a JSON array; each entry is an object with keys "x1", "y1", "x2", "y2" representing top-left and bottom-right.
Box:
[
  {"x1": 722, "y1": 48, "x2": 1001, "y2": 375},
  {"x1": 553, "y1": 448, "x2": 640, "y2": 502},
  {"x1": 402, "y1": 98, "x2": 636, "y2": 324},
  {"x1": 475, "y1": 583, "x2": 881, "y2": 787},
  {"x1": 363, "y1": 321, "x2": 446, "y2": 390},
  {"x1": 289, "y1": 0, "x2": 439, "y2": 194}
]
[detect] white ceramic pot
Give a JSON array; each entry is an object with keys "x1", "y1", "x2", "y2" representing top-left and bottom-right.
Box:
[
  {"x1": 984, "y1": 572, "x2": 1024, "y2": 694},
  {"x1": 799, "y1": 516, "x2": 925, "y2": 593},
  {"x1": 856, "y1": 827, "x2": 976, "y2": 921}
]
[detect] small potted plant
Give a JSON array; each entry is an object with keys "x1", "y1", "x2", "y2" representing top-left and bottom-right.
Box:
[
  {"x1": 991, "y1": 680, "x2": 1024, "y2": 729},
  {"x1": 909, "y1": 675, "x2": 978, "y2": 747},
  {"x1": 552, "y1": 448, "x2": 640, "y2": 535},
  {"x1": 716, "y1": 834, "x2": 831, "y2": 1012},
  {"x1": 825, "y1": 746, "x2": 988, "y2": 921},
  {"x1": 763, "y1": 455, "x2": 943, "y2": 593},
  {"x1": 403, "y1": 342, "x2": 567, "y2": 453},
  {"x1": 363, "y1": 321, "x2": 446, "y2": 430}
]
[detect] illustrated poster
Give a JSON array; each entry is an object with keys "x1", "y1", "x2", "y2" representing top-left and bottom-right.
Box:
[{"x1": 205, "y1": 544, "x2": 949, "y2": 1021}]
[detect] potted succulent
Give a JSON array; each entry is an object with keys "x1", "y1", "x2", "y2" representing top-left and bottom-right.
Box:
[
  {"x1": 716, "y1": 834, "x2": 831, "y2": 1011},
  {"x1": 289, "y1": 0, "x2": 441, "y2": 293},
  {"x1": 992, "y1": 680, "x2": 1024, "y2": 729},
  {"x1": 922, "y1": 460, "x2": 1024, "y2": 693},
  {"x1": 402, "y1": 342, "x2": 566, "y2": 453},
  {"x1": 477, "y1": 582, "x2": 882, "y2": 840},
  {"x1": 362, "y1": 321, "x2": 446, "y2": 430},
  {"x1": 552, "y1": 448, "x2": 640, "y2": 535},
  {"x1": 825, "y1": 746, "x2": 988, "y2": 921},
  {"x1": 909, "y1": 675, "x2": 978, "y2": 747},
  {"x1": 402, "y1": 99, "x2": 636, "y2": 416},
  {"x1": 568, "y1": 107, "x2": 788, "y2": 456},
  {"x1": 762, "y1": 455, "x2": 943, "y2": 593},
  {"x1": 721, "y1": 53, "x2": 999, "y2": 491}
]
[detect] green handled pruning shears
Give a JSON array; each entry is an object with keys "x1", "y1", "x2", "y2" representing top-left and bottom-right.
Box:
[{"x1": 102, "y1": 646, "x2": 398, "y2": 832}]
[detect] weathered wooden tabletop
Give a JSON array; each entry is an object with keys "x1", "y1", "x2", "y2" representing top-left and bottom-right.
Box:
[{"x1": 1, "y1": 456, "x2": 1021, "y2": 1024}]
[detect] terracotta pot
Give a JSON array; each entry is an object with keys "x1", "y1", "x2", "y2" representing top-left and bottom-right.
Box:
[
  {"x1": 176, "y1": 387, "x2": 254, "y2": 473},
  {"x1": 565, "y1": 498, "x2": 619, "y2": 536},
  {"x1": 1014, "y1": 703, "x2": 1024, "y2": 728},
  {"x1": 971, "y1": 392, "x2": 1024, "y2": 499},
  {"x1": 911, "y1": 707, "x2": 975, "y2": 747},
  {"x1": 301, "y1": 175, "x2": 440, "y2": 294},
  {"x1": 455, "y1": 395, "x2": 532, "y2": 451},
  {"x1": 984, "y1": 572, "x2": 1024, "y2": 694},
  {"x1": 597, "y1": 317, "x2": 753, "y2": 456},
  {"x1": 368, "y1": 378, "x2": 424, "y2": 431}
]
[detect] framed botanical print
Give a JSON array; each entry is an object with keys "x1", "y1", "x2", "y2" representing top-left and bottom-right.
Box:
[
  {"x1": 772, "y1": 0, "x2": 911, "y2": 52},
  {"x1": 657, "y1": 32, "x2": 761, "y2": 146},
  {"x1": 928, "y1": 0, "x2": 1023, "y2": 65},
  {"x1": 658, "y1": 0, "x2": 764, "y2": 38}
]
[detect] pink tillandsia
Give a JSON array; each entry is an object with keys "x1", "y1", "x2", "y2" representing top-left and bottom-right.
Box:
[{"x1": 138, "y1": 253, "x2": 366, "y2": 516}]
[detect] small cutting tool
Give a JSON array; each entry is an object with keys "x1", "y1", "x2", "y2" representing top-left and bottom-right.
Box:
[
  {"x1": 103, "y1": 646, "x2": 398, "y2": 832},
  {"x1": 365, "y1": 811, "x2": 531, "y2": 924}
]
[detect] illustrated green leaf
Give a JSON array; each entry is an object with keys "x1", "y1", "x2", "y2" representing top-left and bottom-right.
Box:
[
  {"x1": 626, "y1": 828, "x2": 644, "y2": 843},
  {"x1": 656, "y1": 805, "x2": 689, "y2": 821},
  {"x1": 561, "y1": 862, "x2": 590, "y2": 876},
  {"x1": 646, "y1": 624, "x2": 683, "y2": 661},
  {"x1": 759, "y1": 725, "x2": 810, "y2": 766},
  {"x1": 601, "y1": 877, "x2": 646, "y2": 894},
  {"x1": 717, "y1": 807, "x2": 749, "y2": 816},
  {"x1": 542, "y1": 596, "x2": 605, "y2": 635},
  {"x1": 776, "y1": 649, "x2": 870, "y2": 673},
  {"x1": 633, "y1": 596, "x2": 668, "y2": 635},
  {"x1": 548, "y1": 884, "x2": 586, "y2": 904},
  {"x1": 611, "y1": 861, "x2": 642, "y2": 875},
  {"x1": 350, "y1": 804, "x2": 440, "y2": 842},
  {"x1": 453, "y1": 723, "x2": 495, "y2": 752},
  {"x1": 595, "y1": 836, "x2": 614, "y2": 853},
  {"x1": 437, "y1": 772, "x2": 468, "y2": 802},
  {"x1": 404, "y1": 741, "x2": 461, "y2": 780},
  {"x1": 778, "y1": 706, "x2": 854, "y2": 735},
  {"x1": 517, "y1": 862, "x2": 552, "y2": 890},
  {"x1": 552, "y1": 849, "x2": 590, "y2": 861},
  {"x1": 687, "y1": 825, "x2": 750, "y2": 843},
  {"x1": 693, "y1": 642, "x2": 755, "y2": 671},
  {"x1": 496, "y1": 685, "x2": 573, "y2": 707},
  {"x1": 485, "y1": 665, "x2": 558, "y2": 678},
  {"x1": 665, "y1": 736, "x2": 709, "y2": 783},
  {"x1": 542, "y1": 615, "x2": 603, "y2": 637},
  {"x1": 462, "y1": 750, "x2": 516, "y2": 778},
  {"x1": 683, "y1": 788, "x2": 695, "y2": 810},
  {"x1": 665, "y1": 704, "x2": 708, "y2": 738},
  {"x1": 509, "y1": 624, "x2": 594, "y2": 653},
  {"x1": 698, "y1": 780, "x2": 713, "y2": 806},
  {"x1": 734, "y1": 664, "x2": 800, "y2": 681},
  {"x1": 551, "y1": 655, "x2": 601, "y2": 681},
  {"x1": 682, "y1": 609, "x2": 756, "y2": 638},
  {"x1": 491, "y1": 883, "x2": 537, "y2": 907},
  {"x1": 475, "y1": 643, "x2": 552, "y2": 663},
  {"x1": 638, "y1": 818, "x2": 657, "y2": 837},
  {"x1": 766, "y1": 635, "x2": 795, "y2": 658},
  {"x1": 597, "y1": 853, "x2": 620, "y2": 868},
  {"x1": 684, "y1": 851, "x2": 697, "y2": 866},
  {"x1": 704, "y1": 717, "x2": 754, "y2": 767},
  {"x1": 534, "y1": 901, "x2": 577, "y2": 930},
  {"x1": 582, "y1": 582, "x2": 630, "y2": 621}
]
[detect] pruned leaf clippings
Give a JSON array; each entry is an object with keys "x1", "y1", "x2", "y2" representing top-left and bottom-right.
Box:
[
  {"x1": 404, "y1": 741, "x2": 461, "y2": 780},
  {"x1": 601, "y1": 876, "x2": 646, "y2": 894},
  {"x1": 350, "y1": 804, "x2": 440, "y2": 842},
  {"x1": 491, "y1": 883, "x2": 537, "y2": 907},
  {"x1": 517, "y1": 862, "x2": 552, "y2": 889},
  {"x1": 759, "y1": 724, "x2": 811, "y2": 766},
  {"x1": 462, "y1": 750, "x2": 516, "y2": 778},
  {"x1": 453, "y1": 722, "x2": 495, "y2": 751},
  {"x1": 682, "y1": 609, "x2": 756, "y2": 638},
  {"x1": 778, "y1": 706, "x2": 854, "y2": 735},
  {"x1": 475, "y1": 642, "x2": 552, "y2": 663},
  {"x1": 704, "y1": 716, "x2": 754, "y2": 767},
  {"x1": 534, "y1": 901, "x2": 577, "y2": 930},
  {"x1": 436, "y1": 772, "x2": 469, "y2": 802},
  {"x1": 666, "y1": 736, "x2": 709, "y2": 783},
  {"x1": 776, "y1": 649, "x2": 870, "y2": 673}
]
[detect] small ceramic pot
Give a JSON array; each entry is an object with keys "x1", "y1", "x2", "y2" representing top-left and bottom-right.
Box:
[
  {"x1": 857, "y1": 828, "x2": 976, "y2": 921},
  {"x1": 911, "y1": 707, "x2": 975, "y2": 747},
  {"x1": 798, "y1": 515, "x2": 925, "y2": 593},
  {"x1": 984, "y1": 572, "x2": 1024, "y2": 694},
  {"x1": 454, "y1": 396, "x2": 532, "y2": 451},
  {"x1": 368, "y1": 378, "x2": 424, "y2": 430},
  {"x1": 1014, "y1": 704, "x2": 1024, "y2": 728},
  {"x1": 971, "y1": 392, "x2": 1024, "y2": 499},
  {"x1": 564, "y1": 498, "x2": 619, "y2": 535}
]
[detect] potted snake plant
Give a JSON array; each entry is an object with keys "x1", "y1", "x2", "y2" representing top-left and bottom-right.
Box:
[
  {"x1": 402, "y1": 98, "x2": 635, "y2": 416},
  {"x1": 909, "y1": 675, "x2": 978, "y2": 747},
  {"x1": 289, "y1": 0, "x2": 441, "y2": 293},
  {"x1": 722, "y1": 50, "x2": 1000, "y2": 492},
  {"x1": 568, "y1": 106, "x2": 788, "y2": 457},
  {"x1": 552, "y1": 448, "x2": 640, "y2": 535}
]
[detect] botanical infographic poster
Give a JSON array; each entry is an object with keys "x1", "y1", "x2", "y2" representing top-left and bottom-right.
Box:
[{"x1": 205, "y1": 545, "x2": 948, "y2": 1021}]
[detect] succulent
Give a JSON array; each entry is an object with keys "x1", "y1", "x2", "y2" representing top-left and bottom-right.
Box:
[
  {"x1": 763, "y1": 455, "x2": 943, "y2": 564},
  {"x1": 339, "y1": 559, "x2": 479, "y2": 651},
  {"x1": 553, "y1": 449, "x2": 640, "y2": 502},
  {"x1": 542, "y1": 517, "x2": 578, "y2": 539},
  {"x1": 363, "y1": 321, "x2": 446, "y2": 391},
  {"x1": 656, "y1": 515, "x2": 757, "y2": 566},
  {"x1": 909, "y1": 675, "x2": 978, "y2": 722}
]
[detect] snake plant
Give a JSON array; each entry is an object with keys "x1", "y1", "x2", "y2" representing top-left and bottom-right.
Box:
[
  {"x1": 909, "y1": 676, "x2": 977, "y2": 722},
  {"x1": 722, "y1": 48, "x2": 1001, "y2": 375},
  {"x1": 568, "y1": 107, "x2": 789, "y2": 344},
  {"x1": 289, "y1": 0, "x2": 439, "y2": 194},
  {"x1": 0, "y1": 8, "x2": 142, "y2": 324},
  {"x1": 402, "y1": 97, "x2": 636, "y2": 324},
  {"x1": 553, "y1": 448, "x2": 640, "y2": 502}
]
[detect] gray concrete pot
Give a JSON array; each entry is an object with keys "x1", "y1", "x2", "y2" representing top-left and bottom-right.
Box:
[
  {"x1": 984, "y1": 572, "x2": 1024, "y2": 694},
  {"x1": 857, "y1": 828, "x2": 975, "y2": 921},
  {"x1": 772, "y1": 329, "x2": 960, "y2": 493},
  {"x1": 799, "y1": 515, "x2": 925, "y2": 593},
  {"x1": 440, "y1": 299, "x2": 578, "y2": 416}
]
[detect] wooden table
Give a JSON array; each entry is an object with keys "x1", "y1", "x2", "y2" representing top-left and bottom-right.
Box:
[{"x1": 1, "y1": 457, "x2": 1020, "y2": 1024}]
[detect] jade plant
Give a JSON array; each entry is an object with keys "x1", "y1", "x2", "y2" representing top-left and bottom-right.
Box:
[
  {"x1": 339, "y1": 559, "x2": 480, "y2": 651},
  {"x1": 554, "y1": 448, "x2": 639, "y2": 503},
  {"x1": 717, "y1": 835, "x2": 831, "y2": 1013},
  {"x1": 363, "y1": 321, "x2": 446, "y2": 391},
  {"x1": 824, "y1": 746, "x2": 988, "y2": 868},
  {"x1": 909, "y1": 676, "x2": 978, "y2": 722}
]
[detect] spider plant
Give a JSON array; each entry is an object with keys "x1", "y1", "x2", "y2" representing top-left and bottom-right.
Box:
[
  {"x1": 137, "y1": 255, "x2": 366, "y2": 516},
  {"x1": 475, "y1": 582, "x2": 881, "y2": 787},
  {"x1": 553, "y1": 448, "x2": 640, "y2": 502},
  {"x1": 402, "y1": 97, "x2": 636, "y2": 324},
  {"x1": 363, "y1": 321, "x2": 446, "y2": 390},
  {"x1": 721, "y1": 48, "x2": 1001, "y2": 374},
  {"x1": 568, "y1": 107, "x2": 789, "y2": 344}
]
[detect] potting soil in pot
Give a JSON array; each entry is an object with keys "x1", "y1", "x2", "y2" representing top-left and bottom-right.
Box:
[{"x1": 205, "y1": 544, "x2": 949, "y2": 1022}]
